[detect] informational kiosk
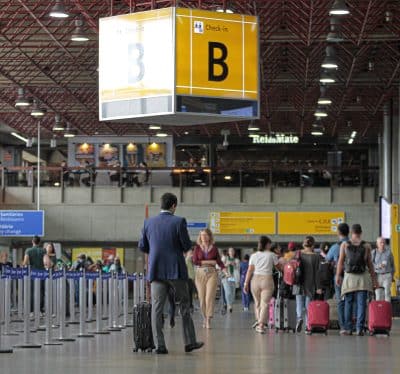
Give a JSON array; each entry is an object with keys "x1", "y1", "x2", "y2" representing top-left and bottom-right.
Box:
[{"x1": 99, "y1": 7, "x2": 259, "y2": 125}]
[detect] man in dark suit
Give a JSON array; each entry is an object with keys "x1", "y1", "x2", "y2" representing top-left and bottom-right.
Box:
[{"x1": 139, "y1": 192, "x2": 203, "y2": 354}]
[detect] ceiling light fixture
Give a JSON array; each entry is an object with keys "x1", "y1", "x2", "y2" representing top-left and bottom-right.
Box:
[
  {"x1": 311, "y1": 126, "x2": 325, "y2": 136},
  {"x1": 149, "y1": 124, "x2": 161, "y2": 130},
  {"x1": 11, "y1": 132, "x2": 28, "y2": 143},
  {"x1": 49, "y1": 0, "x2": 69, "y2": 18},
  {"x1": 156, "y1": 132, "x2": 168, "y2": 137},
  {"x1": 30, "y1": 100, "x2": 46, "y2": 117},
  {"x1": 318, "y1": 86, "x2": 332, "y2": 105},
  {"x1": 314, "y1": 107, "x2": 328, "y2": 117},
  {"x1": 321, "y1": 46, "x2": 338, "y2": 69},
  {"x1": 224, "y1": 175, "x2": 232, "y2": 180},
  {"x1": 348, "y1": 138, "x2": 354, "y2": 144},
  {"x1": 327, "y1": 17, "x2": 344, "y2": 42},
  {"x1": 64, "y1": 125, "x2": 76, "y2": 138},
  {"x1": 329, "y1": 0, "x2": 350, "y2": 16},
  {"x1": 351, "y1": 131, "x2": 357, "y2": 138},
  {"x1": 248, "y1": 122, "x2": 260, "y2": 131},
  {"x1": 15, "y1": 88, "x2": 31, "y2": 107},
  {"x1": 52, "y1": 114, "x2": 65, "y2": 131},
  {"x1": 319, "y1": 71, "x2": 336, "y2": 83},
  {"x1": 71, "y1": 19, "x2": 89, "y2": 42},
  {"x1": 50, "y1": 137, "x2": 57, "y2": 148}
]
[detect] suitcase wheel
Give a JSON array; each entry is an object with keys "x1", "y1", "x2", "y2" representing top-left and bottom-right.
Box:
[
  {"x1": 133, "y1": 348, "x2": 138, "y2": 352},
  {"x1": 146, "y1": 348, "x2": 153, "y2": 353}
]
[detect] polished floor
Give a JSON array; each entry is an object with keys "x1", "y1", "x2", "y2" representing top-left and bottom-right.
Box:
[{"x1": 1, "y1": 305, "x2": 399, "y2": 374}]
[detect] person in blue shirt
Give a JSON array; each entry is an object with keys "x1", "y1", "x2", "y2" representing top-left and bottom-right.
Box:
[
  {"x1": 326, "y1": 222, "x2": 349, "y2": 334},
  {"x1": 138, "y1": 192, "x2": 203, "y2": 355}
]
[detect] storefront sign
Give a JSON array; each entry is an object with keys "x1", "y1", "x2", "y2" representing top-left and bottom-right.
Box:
[{"x1": 251, "y1": 134, "x2": 299, "y2": 144}]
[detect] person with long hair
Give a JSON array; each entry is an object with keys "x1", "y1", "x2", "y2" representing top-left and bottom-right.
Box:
[
  {"x1": 44, "y1": 242, "x2": 57, "y2": 270},
  {"x1": 294, "y1": 236, "x2": 322, "y2": 334},
  {"x1": 244, "y1": 236, "x2": 278, "y2": 334},
  {"x1": 193, "y1": 228, "x2": 226, "y2": 329},
  {"x1": 222, "y1": 247, "x2": 240, "y2": 313}
]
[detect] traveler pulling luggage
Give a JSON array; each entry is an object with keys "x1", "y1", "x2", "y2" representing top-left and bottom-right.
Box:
[
  {"x1": 368, "y1": 287, "x2": 392, "y2": 336},
  {"x1": 132, "y1": 302, "x2": 155, "y2": 352}
]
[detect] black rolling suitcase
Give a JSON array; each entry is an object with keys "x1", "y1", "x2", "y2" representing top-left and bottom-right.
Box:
[
  {"x1": 274, "y1": 272, "x2": 297, "y2": 333},
  {"x1": 133, "y1": 302, "x2": 155, "y2": 352}
]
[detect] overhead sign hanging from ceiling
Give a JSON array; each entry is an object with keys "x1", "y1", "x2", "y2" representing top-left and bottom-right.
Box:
[
  {"x1": 251, "y1": 134, "x2": 300, "y2": 144},
  {"x1": 98, "y1": 8, "x2": 259, "y2": 125}
]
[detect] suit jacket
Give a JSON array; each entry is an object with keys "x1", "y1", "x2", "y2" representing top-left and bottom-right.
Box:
[{"x1": 138, "y1": 211, "x2": 192, "y2": 282}]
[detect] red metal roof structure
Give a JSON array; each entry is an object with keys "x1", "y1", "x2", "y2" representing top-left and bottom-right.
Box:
[{"x1": 0, "y1": 0, "x2": 399, "y2": 141}]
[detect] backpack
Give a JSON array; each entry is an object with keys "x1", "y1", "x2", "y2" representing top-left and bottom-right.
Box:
[
  {"x1": 318, "y1": 260, "x2": 334, "y2": 288},
  {"x1": 283, "y1": 251, "x2": 302, "y2": 286},
  {"x1": 344, "y1": 241, "x2": 366, "y2": 274}
]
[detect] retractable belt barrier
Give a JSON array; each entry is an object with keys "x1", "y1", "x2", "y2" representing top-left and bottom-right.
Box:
[{"x1": 0, "y1": 267, "x2": 145, "y2": 352}]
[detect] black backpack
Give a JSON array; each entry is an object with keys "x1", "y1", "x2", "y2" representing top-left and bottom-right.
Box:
[
  {"x1": 345, "y1": 241, "x2": 366, "y2": 274},
  {"x1": 318, "y1": 260, "x2": 334, "y2": 288}
]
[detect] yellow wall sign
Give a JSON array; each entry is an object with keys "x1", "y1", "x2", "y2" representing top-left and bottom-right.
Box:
[
  {"x1": 176, "y1": 8, "x2": 258, "y2": 100},
  {"x1": 72, "y1": 248, "x2": 125, "y2": 266},
  {"x1": 210, "y1": 212, "x2": 275, "y2": 235},
  {"x1": 278, "y1": 212, "x2": 345, "y2": 235}
]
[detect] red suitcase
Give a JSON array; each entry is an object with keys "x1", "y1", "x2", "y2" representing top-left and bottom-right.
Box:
[
  {"x1": 307, "y1": 300, "x2": 329, "y2": 334},
  {"x1": 368, "y1": 301, "x2": 392, "y2": 336}
]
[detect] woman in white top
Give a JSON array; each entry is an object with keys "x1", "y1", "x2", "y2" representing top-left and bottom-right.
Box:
[{"x1": 244, "y1": 236, "x2": 278, "y2": 334}]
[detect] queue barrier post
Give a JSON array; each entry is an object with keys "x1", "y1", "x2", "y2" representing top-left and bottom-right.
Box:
[
  {"x1": 102, "y1": 275, "x2": 108, "y2": 320},
  {"x1": 133, "y1": 273, "x2": 139, "y2": 305},
  {"x1": 90, "y1": 272, "x2": 109, "y2": 335},
  {"x1": 17, "y1": 277, "x2": 23, "y2": 321},
  {"x1": 3, "y1": 268, "x2": 18, "y2": 336},
  {"x1": 14, "y1": 267, "x2": 41, "y2": 348},
  {"x1": 44, "y1": 269, "x2": 62, "y2": 346},
  {"x1": 0, "y1": 271, "x2": 13, "y2": 354},
  {"x1": 123, "y1": 273, "x2": 133, "y2": 327},
  {"x1": 76, "y1": 270, "x2": 94, "y2": 338},
  {"x1": 87, "y1": 278, "x2": 94, "y2": 322},
  {"x1": 60, "y1": 271, "x2": 76, "y2": 341},
  {"x1": 68, "y1": 276, "x2": 78, "y2": 324},
  {"x1": 33, "y1": 277, "x2": 41, "y2": 332},
  {"x1": 107, "y1": 273, "x2": 121, "y2": 332}
]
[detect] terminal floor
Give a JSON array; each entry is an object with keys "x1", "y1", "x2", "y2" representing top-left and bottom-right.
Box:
[{"x1": 1, "y1": 307, "x2": 400, "y2": 374}]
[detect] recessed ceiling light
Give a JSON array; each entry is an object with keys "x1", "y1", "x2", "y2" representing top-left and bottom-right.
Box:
[
  {"x1": 149, "y1": 125, "x2": 161, "y2": 130},
  {"x1": 156, "y1": 133, "x2": 168, "y2": 137}
]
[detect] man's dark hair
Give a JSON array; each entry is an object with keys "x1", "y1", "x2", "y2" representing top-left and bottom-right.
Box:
[
  {"x1": 244, "y1": 254, "x2": 250, "y2": 261},
  {"x1": 161, "y1": 192, "x2": 178, "y2": 210},
  {"x1": 338, "y1": 223, "x2": 349, "y2": 237},
  {"x1": 351, "y1": 223, "x2": 362, "y2": 235},
  {"x1": 32, "y1": 236, "x2": 40, "y2": 245}
]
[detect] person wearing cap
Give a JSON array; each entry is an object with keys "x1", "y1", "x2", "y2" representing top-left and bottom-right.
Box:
[{"x1": 283, "y1": 242, "x2": 297, "y2": 261}]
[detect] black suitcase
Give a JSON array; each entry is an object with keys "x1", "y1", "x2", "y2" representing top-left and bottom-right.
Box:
[
  {"x1": 274, "y1": 297, "x2": 297, "y2": 332},
  {"x1": 133, "y1": 302, "x2": 155, "y2": 352}
]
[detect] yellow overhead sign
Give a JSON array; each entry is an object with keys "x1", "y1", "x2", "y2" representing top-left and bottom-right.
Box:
[
  {"x1": 278, "y1": 212, "x2": 345, "y2": 235},
  {"x1": 210, "y1": 212, "x2": 275, "y2": 235},
  {"x1": 176, "y1": 8, "x2": 258, "y2": 100}
]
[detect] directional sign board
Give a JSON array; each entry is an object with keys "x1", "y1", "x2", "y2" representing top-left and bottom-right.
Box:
[
  {"x1": 0, "y1": 210, "x2": 44, "y2": 237},
  {"x1": 99, "y1": 7, "x2": 259, "y2": 124}
]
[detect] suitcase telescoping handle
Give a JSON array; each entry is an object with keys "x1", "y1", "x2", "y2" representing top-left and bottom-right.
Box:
[{"x1": 373, "y1": 286, "x2": 385, "y2": 301}]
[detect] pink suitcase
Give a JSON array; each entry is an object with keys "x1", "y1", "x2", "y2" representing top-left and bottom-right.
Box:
[
  {"x1": 268, "y1": 298, "x2": 275, "y2": 328},
  {"x1": 368, "y1": 301, "x2": 392, "y2": 335},
  {"x1": 307, "y1": 300, "x2": 329, "y2": 334}
]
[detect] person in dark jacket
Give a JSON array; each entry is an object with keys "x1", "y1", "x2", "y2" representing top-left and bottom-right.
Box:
[
  {"x1": 294, "y1": 236, "x2": 322, "y2": 334},
  {"x1": 138, "y1": 192, "x2": 203, "y2": 355}
]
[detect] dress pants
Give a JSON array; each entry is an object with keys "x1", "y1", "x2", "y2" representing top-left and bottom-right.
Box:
[
  {"x1": 195, "y1": 268, "x2": 218, "y2": 318},
  {"x1": 251, "y1": 274, "x2": 274, "y2": 324},
  {"x1": 151, "y1": 279, "x2": 197, "y2": 349}
]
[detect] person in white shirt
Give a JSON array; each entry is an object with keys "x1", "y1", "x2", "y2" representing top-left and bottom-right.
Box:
[{"x1": 244, "y1": 236, "x2": 279, "y2": 334}]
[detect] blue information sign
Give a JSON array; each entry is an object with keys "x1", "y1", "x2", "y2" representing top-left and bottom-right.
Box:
[
  {"x1": 187, "y1": 222, "x2": 207, "y2": 229},
  {"x1": 0, "y1": 210, "x2": 44, "y2": 237}
]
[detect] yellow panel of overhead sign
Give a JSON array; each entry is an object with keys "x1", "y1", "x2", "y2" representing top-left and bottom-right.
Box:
[
  {"x1": 176, "y1": 8, "x2": 259, "y2": 100},
  {"x1": 210, "y1": 212, "x2": 275, "y2": 235},
  {"x1": 278, "y1": 212, "x2": 345, "y2": 235}
]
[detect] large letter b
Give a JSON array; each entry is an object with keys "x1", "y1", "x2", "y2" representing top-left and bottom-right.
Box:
[{"x1": 208, "y1": 42, "x2": 228, "y2": 82}]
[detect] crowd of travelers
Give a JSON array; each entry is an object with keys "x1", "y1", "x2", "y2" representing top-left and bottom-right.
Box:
[{"x1": 0, "y1": 222, "x2": 395, "y2": 337}]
